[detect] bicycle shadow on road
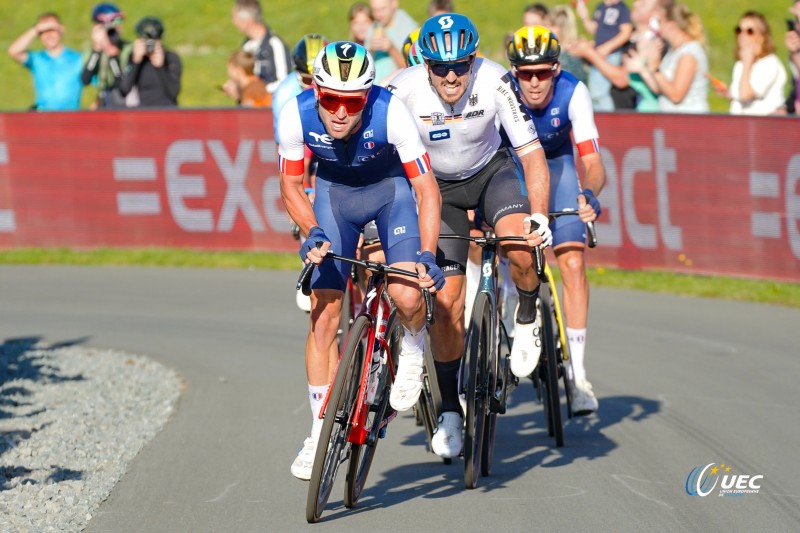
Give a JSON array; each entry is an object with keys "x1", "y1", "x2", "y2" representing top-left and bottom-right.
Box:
[
  {"x1": 485, "y1": 389, "x2": 662, "y2": 484},
  {"x1": 1, "y1": 335, "x2": 89, "y2": 490},
  {"x1": 312, "y1": 391, "x2": 662, "y2": 520}
]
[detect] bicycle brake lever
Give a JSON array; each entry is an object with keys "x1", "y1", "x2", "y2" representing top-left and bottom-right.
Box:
[
  {"x1": 297, "y1": 261, "x2": 315, "y2": 296},
  {"x1": 423, "y1": 289, "x2": 436, "y2": 325}
]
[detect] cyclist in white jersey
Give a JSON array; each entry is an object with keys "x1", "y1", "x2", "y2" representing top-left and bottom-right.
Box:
[
  {"x1": 507, "y1": 26, "x2": 606, "y2": 414},
  {"x1": 388, "y1": 13, "x2": 552, "y2": 458}
]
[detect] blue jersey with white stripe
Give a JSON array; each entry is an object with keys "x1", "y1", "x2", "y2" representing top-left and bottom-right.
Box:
[
  {"x1": 296, "y1": 86, "x2": 405, "y2": 185},
  {"x1": 518, "y1": 71, "x2": 581, "y2": 159}
]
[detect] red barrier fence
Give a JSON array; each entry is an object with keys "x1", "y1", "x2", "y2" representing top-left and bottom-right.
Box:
[{"x1": 0, "y1": 109, "x2": 798, "y2": 281}]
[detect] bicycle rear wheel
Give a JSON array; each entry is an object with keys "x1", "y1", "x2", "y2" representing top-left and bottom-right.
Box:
[
  {"x1": 306, "y1": 316, "x2": 366, "y2": 523},
  {"x1": 344, "y1": 311, "x2": 400, "y2": 508},
  {"x1": 463, "y1": 292, "x2": 491, "y2": 489},
  {"x1": 539, "y1": 287, "x2": 564, "y2": 447}
]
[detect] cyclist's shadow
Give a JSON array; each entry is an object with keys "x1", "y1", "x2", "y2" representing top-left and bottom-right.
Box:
[{"x1": 317, "y1": 389, "x2": 661, "y2": 519}]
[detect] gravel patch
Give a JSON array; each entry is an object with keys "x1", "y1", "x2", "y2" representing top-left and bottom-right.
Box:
[{"x1": 0, "y1": 338, "x2": 182, "y2": 532}]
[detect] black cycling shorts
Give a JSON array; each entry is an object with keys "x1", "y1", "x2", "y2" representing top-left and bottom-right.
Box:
[{"x1": 436, "y1": 149, "x2": 530, "y2": 276}]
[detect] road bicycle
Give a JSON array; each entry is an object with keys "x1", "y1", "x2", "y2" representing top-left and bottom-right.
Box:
[
  {"x1": 297, "y1": 252, "x2": 434, "y2": 523},
  {"x1": 438, "y1": 232, "x2": 545, "y2": 489},
  {"x1": 530, "y1": 212, "x2": 597, "y2": 447}
]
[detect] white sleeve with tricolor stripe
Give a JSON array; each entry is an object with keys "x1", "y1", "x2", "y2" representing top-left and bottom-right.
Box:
[
  {"x1": 276, "y1": 98, "x2": 306, "y2": 175},
  {"x1": 386, "y1": 95, "x2": 431, "y2": 178},
  {"x1": 568, "y1": 81, "x2": 601, "y2": 157}
]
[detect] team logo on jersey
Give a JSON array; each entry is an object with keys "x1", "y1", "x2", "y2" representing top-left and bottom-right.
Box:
[
  {"x1": 464, "y1": 110, "x2": 484, "y2": 119},
  {"x1": 469, "y1": 94, "x2": 478, "y2": 106},
  {"x1": 551, "y1": 118, "x2": 560, "y2": 127},
  {"x1": 430, "y1": 112, "x2": 445, "y2": 126},
  {"x1": 364, "y1": 141, "x2": 375, "y2": 149},
  {"x1": 429, "y1": 129, "x2": 451, "y2": 141},
  {"x1": 363, "y1": 129, "x2": 374, "y2": 139},
  {"x1": 551, "y1": 107, "x2": 560, "y2": 115},
  {"x1": 309, "y1": 131, "x2": 333, "y2": 144}
]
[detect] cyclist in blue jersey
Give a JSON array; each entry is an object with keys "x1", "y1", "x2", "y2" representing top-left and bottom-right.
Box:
[
  {"x1": 507, "y1": 26, "x2": 606, "y2": 415},
  {"x1": 278, "y1": 41, "x2": 443, "y2": 480}
]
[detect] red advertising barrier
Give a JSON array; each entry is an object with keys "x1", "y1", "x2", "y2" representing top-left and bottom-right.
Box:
[
  {"x1": 0, "y1": 109, "x2": 798, "y2": 281},
  {"x1": 590, "y1": 113, "x2": 800, "y2": 282}
]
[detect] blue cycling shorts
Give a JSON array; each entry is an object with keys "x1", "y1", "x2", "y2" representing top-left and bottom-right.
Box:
[
  {"x1": 310, "y1": 175, "x2": 421, "y2": 291},
  {"x1": 547, "y1": 154, "x2": 586, "y2": 248}
]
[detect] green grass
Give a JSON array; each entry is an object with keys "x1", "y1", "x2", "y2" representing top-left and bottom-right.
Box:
[
  {"x1": 1, "y1": 248, "x2": 797, "y2": 309},
  {"x1": 0, "y1": 1, "x2": 794, "y2": 112}
]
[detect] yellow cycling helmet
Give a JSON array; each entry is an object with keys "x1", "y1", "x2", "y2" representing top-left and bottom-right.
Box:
[{"x1": 506, "y1": 25, "x2": 561, "y2": 66}]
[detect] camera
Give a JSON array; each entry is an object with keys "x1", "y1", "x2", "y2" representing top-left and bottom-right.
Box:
[
  {"x1": 135, "y1": 17, "x2": 164, "y2": 54},
  {"x1": 788, "y1": 18, "x2": 799, "y2": 34}
]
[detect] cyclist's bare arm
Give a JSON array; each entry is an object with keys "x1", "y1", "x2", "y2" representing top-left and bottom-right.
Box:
[
  {"x1": 408, "y1": 170, "x2": 441, "y2": 290},
  {"x1": 280, "y1": 165, "x2": 329, "y2": 261},
  {"x1": 409, "y1": 170, "x2": 441, "y2": 258},
  {"x1": 578, "y1": 151, "x2": 606, "y2": 223}
]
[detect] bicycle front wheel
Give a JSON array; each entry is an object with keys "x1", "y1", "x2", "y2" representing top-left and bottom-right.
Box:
[
  {"x1": 463, "y1": 292, "x2": 491, "y2": 489},
  {"x1": 344, "y1": 311, "x2": 399, "y2": 508},
  {"x1": 539, "y1": 287, "x2": 564, "y2": 447},
  {"x1": 306, "y1": 315, "x2": 366, "y2": 523}
]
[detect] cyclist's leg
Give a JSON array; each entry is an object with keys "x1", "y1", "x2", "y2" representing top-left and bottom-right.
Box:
[
  {"x1": 292, "y1": 179, "x2": 361, "y2": 479},
  {"x1": 550, "y1": 154, "x2": 597, "y2": 414},
  {"x1": 427, "y1": 180, "x2": 474, "y2": 458},
  {"x1": 483, "y1": 153, "x2": 541, "y2": 378}
]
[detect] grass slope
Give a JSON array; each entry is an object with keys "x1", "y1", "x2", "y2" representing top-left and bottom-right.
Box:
[{"x1": 0, "y1": 1, "x2": 794, "y2": 112}]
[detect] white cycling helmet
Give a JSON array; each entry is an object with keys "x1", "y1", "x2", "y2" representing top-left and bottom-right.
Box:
[{"x1": 312, "y1": 41, "x2": 375, "y2": 91}]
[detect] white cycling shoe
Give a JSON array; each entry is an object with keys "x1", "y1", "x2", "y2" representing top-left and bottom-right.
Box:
[
  {"x1": 510, "y1": 319, "x2": 541, "y2": 378},
  {"x1": 431, "y1": 412, "x2": 463, "y2": 458},
  {"x1": 571, "y1": 378, "x2": 599, "y2": 416},
  {"x1": 295, "y1": 289, "x2": 311, "y2": 313},
  {"x1": 389, "y1": 351, "x2": 424, "y2": 412},
  {"x1": 290, "y1": 437, "x2": 317, "y2": 480}
]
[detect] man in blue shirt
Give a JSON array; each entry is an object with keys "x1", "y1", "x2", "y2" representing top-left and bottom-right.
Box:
[{"x1": 8, "y1": 12, "x2": 83, "y2": 110}]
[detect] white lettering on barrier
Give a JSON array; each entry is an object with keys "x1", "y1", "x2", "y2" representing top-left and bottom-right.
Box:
[
  {"x1": 787, "y1": 154, "x2": 800, "y2": 260},
  {"x1": 208, "y1": 140, "x2": 265, "y2": 232},
  {"x1": 0, "y1": 142, "x2": 16, "y2": 232},
  {"x1": 262, "y1": 176, "x2": 287, "y2": 232},
  {"x1": 165, "y1": 140, "x2": 214, "y2": 232},
  {"x1": 612, "y1": 129, "x2": 682, "y2": 250},
  {"x1": 622, "y1": 146, "x2": 656, "y2": 249},
  {"x1": 749, "y1": 171, "x2": 782, "y2": 239},
  {"x1": 596, "y1": 149, "x2": 621, "y2": 246},
  {"x1": 653, "y1": 130, "x2": 682, "y2": 250}
]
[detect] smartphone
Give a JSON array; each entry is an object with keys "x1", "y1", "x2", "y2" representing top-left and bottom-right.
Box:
[{"x1": 787, "y1": 18, "x2": 798, "y2": 33}]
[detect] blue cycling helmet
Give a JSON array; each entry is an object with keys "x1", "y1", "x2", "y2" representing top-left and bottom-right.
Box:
[
  {"x1": 418, "y1": 13, "x2": 479, "y2": 62},
  {"x1": 92, "y1": 3, "x2": 124, "y2": 26}
]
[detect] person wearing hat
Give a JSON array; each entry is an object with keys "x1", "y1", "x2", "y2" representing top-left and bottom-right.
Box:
[
  {"x1": 118, "y1": 16, "x2": 182, "y2": 107},
  {"x1": 81, "y1": 2, "x2": 133, "y2": 108}
]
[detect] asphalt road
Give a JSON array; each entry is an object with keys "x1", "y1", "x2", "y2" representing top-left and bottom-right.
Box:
[{"x1": 1, "y1": 266, "x2": 799, "y2": 532}]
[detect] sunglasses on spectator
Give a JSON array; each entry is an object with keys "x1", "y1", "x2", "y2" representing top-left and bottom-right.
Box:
[
  {"x1": 514, "y1": 65, "x2": 558, "y2": 82},
  {"x1": 734, "y1": 26, "x2": 757, "y2": 35},
  {"x1": 318, "y1": 90, "x2": 368, "y2": 115},
  {"x1": 426, "y1": 58, "x2": 473, "y2": 77}
]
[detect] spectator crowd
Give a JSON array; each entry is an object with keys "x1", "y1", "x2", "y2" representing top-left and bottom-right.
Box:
[{"x1": 6, "y1": 0, "x2": 800, "y2": 115}]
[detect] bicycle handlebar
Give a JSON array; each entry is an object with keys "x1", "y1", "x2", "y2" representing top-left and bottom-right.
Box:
[
  {"x1": 549, "y1": 209, "x2": 598, "y2": 248},
  {"x1": 296, "y1": 248, "x2": 436, "y2": 325},
  {"x1": 439, "y1": 233, "x2": 546, "y2": 282}
]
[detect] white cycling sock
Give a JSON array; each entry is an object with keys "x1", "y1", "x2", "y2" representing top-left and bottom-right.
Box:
[
  {"x1": 401, "y1": 325, "x2": 425, "y2": 357},
  {"x1": 309, "y1": 383, "x2": 329, "y2": 441},
  {"x1": 464, "y1": 258, "x2": 480, "y2": 326},
  {"x1": 566, "y1": 327, "x2": 587, "y2": 382}
]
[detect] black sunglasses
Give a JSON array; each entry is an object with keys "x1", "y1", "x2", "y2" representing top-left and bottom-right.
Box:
[
  {"x1": 735, "y1": 26, "x2": 756, "y2": 35},
  {"x1": 427, "y1": 58, "x2": 473, "y2": 77},
  {"x1": 514, "y1": 65, "x2": 558, "y2": 82}
]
